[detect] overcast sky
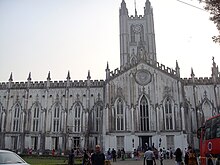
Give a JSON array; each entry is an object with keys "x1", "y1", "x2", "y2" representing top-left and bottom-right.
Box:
[{"x1": 0, "y1": 0, "x2": 219, "y2": 82}]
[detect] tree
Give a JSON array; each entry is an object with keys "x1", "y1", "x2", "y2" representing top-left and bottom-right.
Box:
[{"x1": 200, "y1": 0, "x2": 220, "y2": 43}]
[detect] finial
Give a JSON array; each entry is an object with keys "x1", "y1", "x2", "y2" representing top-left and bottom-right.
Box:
[
  {"x1": 176, "y1": 60, "x2": 179, "y2": 69},
  {"x1": 106, "y1": 62, "x2": 109, "y2": 70},
  {"x1": 47, "y1": 71, "x2": 51, "y2": 81},
  {"x1": 27, "y1": 72, "x2": 31, "y2": 81},
  {"x1": 9, "y1": 72, "x2": 13, "y2": 81},
  {"x1": 134, "y1": 0, "x2": 137, "y2": 16},
  {"x1": 87, "y1": 70, "x2": 91, "y2": 80},
  {"x1": 67, "y1": 70, "x2": 71, "y2": 80},
  {"x1": 212, "y1": 56, "x2": 216, "y2": 66},
  {"x1": 191, "y1": 68, "x2": 195, "y2": 77}
]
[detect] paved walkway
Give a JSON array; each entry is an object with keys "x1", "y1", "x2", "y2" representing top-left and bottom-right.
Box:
[{"x1": 109, "y1": 158, "x2": 176, "y2": 165}]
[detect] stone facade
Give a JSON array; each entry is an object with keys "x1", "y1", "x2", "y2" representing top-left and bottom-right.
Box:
[{"x1": 0, "y1": 0, "x2": 219, "y2": 154}]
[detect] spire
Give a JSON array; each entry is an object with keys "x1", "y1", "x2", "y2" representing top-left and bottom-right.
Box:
[
  {"x1": 66, "y1": 70, "x2": 71, "y2": 80},
  {"x1": 175, "y1": 60, "x2": 180, "y2": 77},
  {"x1": 120, "y1": 0, "x2": 128, "y2": 16},
  {"x1": 27, "y1": 72, "x2": 31, "y2": 81},
  {"x1": 87, "y1": 70, "x2": 91, "y2": 80},
  {"x1": 212, "y1": 56, "x2": 219, "y2": 83},
  {"x1": 106, "y1": 62, "x2": 110, "y2": 80},
  {"x1": 47, "y1": 71, "x2": 51, "y2": 81},
  {"x1": 134, "y1": 0, "x2": 137, "y2": 16},
  {"x1": 46, "y1": 71, "x2": 51, "y2": 88},
  {"x1": 144, "y1": 0, "x2": 152, "y2": 15},
  {"x1": 9, "y1": 72, "x2": 13, "y2": 81},
  {"x1": 106, "y1": 62, "x2": 109, "y2": 70},
  {"x1": 191, "y1": 68, "x2": 195, "y2": 77}
]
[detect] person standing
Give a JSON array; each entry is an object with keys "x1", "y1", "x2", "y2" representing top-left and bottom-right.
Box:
[
  {"x1": 82, "y1": 149, "x2": 90, "y2": 165},
  {"x1": 91, "y1": 145, "x2": 105, "y2": 165},
  {"x1": 111, "y1": 148, "x2": 117, "y2": 162},
  {"x1": 174, "y1": 148, "x2": 182, "y2": 165},
  {"x1": 185, "y1": 146, "x2": 198, "y2": 165},
  {"x1": 121, "y1": 148, "x2": 125, "y2": 160},
  {"x1": 68, "y1": 149, "x2": 75, "y2": 165},
  {"x1": 144, "y1": 147, "x2": 156, "y2": 165},
  {"x1": 159, "y1": 148, "x2": 164, "y2": 165}
]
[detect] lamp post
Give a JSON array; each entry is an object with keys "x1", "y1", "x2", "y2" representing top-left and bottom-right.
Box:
[{"x1": 159, "y1": 138, "x2": 162, "y2": 148}]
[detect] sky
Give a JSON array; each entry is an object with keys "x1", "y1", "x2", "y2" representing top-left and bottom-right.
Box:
[{"x1": 0, "y1": 0, "x2": 219, "y2": 82}]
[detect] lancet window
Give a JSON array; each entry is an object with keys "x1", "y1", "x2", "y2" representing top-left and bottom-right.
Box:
[
  {"x1": 116, "y1": 98, "x2": 124, "y2": 131},
  {"x1": 73, "y1": 103, "x2": 81, "y2": 132},
  {"x1": 164, "y1": 98, "x2": 174, "y2": 130},
  {"x1": 12, "y1": 104, "x2": 21, "y2": 132},
  {"x1": 140, "y1": 96, "x2": 149, "y2": 131},
  {"x1": 32, "y1": 105, "x2": 40, "y2": 132},
  {"x1": 94, "y1": 105, "x2": 102, "y2": 132},
  {"x1": 53, "y1": 104, "x2": 61, "y2": 132}
]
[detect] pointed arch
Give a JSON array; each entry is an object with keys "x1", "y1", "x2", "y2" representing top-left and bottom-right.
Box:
[
  {"x1": 69, "y1": 101, "x2": 83, "y2": 133},
  {"x1": 163, "y1": 97, "x2": 174, "y2": 130},
  {"x1": 139, "y1": 95, "x2": 150, "y2": 131},
  {"x1": 113, "y1": 98, "x2": 125, "y2": 131},
  {"x1": 202, "y1": 99, "x2": 213, "y2": 121},
  {"x1": 30, "y1": 102, "x2": 42, "y2": 132},
  {"x1": 11, "y1": 103, "x2": 22, "y2": 132},
  {"x1": 51, "y1": 102, "x2": 62, "y2": 132},
  {"x1": 130, "y1": 56, "x2": 137, "y2": 66},
  {"x1": 130, "y1": 25, "x2": 135, "y2": 42},
  {"x1": 92, "y1": 101, "x2": 104, "y2": 132}
]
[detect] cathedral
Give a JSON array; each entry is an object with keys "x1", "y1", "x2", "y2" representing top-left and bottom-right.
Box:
[{"x1": 0, "y1": 0, "x2": 219, "y2": 154}]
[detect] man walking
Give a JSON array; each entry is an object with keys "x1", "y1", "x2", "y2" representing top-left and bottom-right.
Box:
[
  {"x1": 144, "y1": 147, "x2": 156, "y2": 165},
  {"x1": 91, "y1": 145, "x2": 105, "y2": 165}
]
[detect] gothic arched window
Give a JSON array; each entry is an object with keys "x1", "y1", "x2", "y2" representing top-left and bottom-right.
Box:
[
  {"x1": 53, "y1": 104, "x2": 61, "y2": 132},
  {"x1": 12, "y1": 104, "x2": 21, "y2": 132},
  {"x1": 164, "y1": 98, "x2": 173, "y2": 130},
  {"x1": 73, "y1": 103, "x2": 81, "y2": 132},
  {"x1": 131, "y1": 25, "x2": 135, "y2": 42},
  {"x1": 116, "y1": 98, "x2": 124, "y2": 131},
  {"x1": 140, "y1": 96, "x2": 149, "y2": 131},
  {"x1": 32, "y1": 105, "x2": 40, "y2": 132},
  {"x1": 94, "y1": 105, "x2": 102, "y2": 132},
  {"x1": 202, "y1": 101, "x2": 212, "y2": 121}
]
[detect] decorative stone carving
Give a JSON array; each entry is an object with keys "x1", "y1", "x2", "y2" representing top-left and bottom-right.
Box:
[{"x1": 134, "y1": 69, "x2": 152, "y2": 86}]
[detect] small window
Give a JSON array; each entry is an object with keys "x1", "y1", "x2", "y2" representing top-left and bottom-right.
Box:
[
  {"x1": 216, "y1": 126, "x2": 220, "y2": 138},
  {"x1": 205, "y1": 127, "x2": 211, "y2": 140}
]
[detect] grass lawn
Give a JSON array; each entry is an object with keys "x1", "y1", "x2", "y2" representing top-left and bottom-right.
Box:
[{"x1": 22, "y1": 156, "x2": 82, "y2": 165}]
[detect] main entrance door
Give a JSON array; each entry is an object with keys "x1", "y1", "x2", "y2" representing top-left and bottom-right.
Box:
[{"x1": 139, "y1": 136, "x2": 152, "y2": 151}]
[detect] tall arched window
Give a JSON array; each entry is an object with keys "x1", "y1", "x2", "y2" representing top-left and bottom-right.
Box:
[
  {"x1": 202, "y1": 101, "x2": 212, "y2": 121},
  {"x1": 116, "y1": 99, "x2": 124, "y2": 131},
  {"x1": 53, "y1": 104, "x2": 61, "y2": 132},
  {"x1": 131, "y1": 25, "x2": 135, "y2": 42},
  {"x1": 140, "y1": 96, "x2": 149, "y2": 131},
  {"x1": 164, "y1": 98, "x2": 173, "y2": 130},
  {"x1": 94, "y1": 105, "x2": 102, "y2": 132},
  {"x1": 13, "y1": 104, "x2": 21, "y2": 132},
  {"x1": 73, "y1": 103, "x2": 81, "y2": 132},
  {"x1": 32, "y1": 105, "x2": 40, "y2": 132}
]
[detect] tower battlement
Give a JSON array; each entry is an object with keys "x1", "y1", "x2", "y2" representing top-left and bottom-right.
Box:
[
  {"x1": 0, "y1": 79, "x2": 105, "y2": 90},
  {"x1": 182, "y1": 77, "x2": 220, "y2": 85},
  {"x1": 129, "y1": 15, "x2": 144, "y2": 19}
]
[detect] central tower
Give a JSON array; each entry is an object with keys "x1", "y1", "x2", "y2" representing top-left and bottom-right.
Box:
[{"x1": 119, "y1": 0, "x2": 157, "y2": 68}]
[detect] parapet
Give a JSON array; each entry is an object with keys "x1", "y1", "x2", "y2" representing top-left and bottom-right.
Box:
[
  {"x1": 107, "y1": 59, "x2": 178, "y2": 80},
  {"x1": 182, "y1": 77, "x2": 217, "y2": 85},
  {"x1": 0, "y1": 79, "x2": 105, "y2": 90}
]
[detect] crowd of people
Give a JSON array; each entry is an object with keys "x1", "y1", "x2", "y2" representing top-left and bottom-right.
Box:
[
  {"x1": 66, "y1": 144, "x2": 198, "y2": 165},
  {"x1": 150, "y1": 145, "x2": 198, "y2": 165}
]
